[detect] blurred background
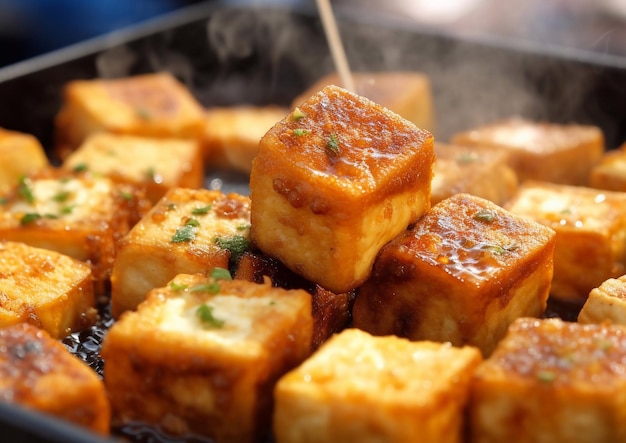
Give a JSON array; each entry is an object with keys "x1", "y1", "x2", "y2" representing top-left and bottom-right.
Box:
[{"x1": 2, "y1": 0, "x2": 626, "y2": 68}]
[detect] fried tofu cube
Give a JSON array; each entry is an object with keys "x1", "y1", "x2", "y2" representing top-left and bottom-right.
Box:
[
  {"x1": 62, "y1": 132, "x2": 204, "y2": 203},
  {"x1": 54, "y1": 72, "x2": 205, "y2": 158},
  {"x1": 0, "y1": 173, "x2": 133, "y2": 292},
  {"x1": 590, "y1": 143, "x2": 626, "y2": 191},
  {"x1": 470, "y1": 318, "x2": 626, "y2": 443},
  {"x1": 0, "y1": 323, "x2": 110, "y2": 434},
  {"x1": 0, "y1": 128, "x2": 49, "y2": 193},
  {"x1": 235, "y1": 251, "x2": 354, "y2": 349},
  {"x1": 353, "y1": 193, "x2": 556, "y2": 356},
  {"x1": 250, "y1": 85, "x2": 434, "y2": 293},
  {"x1": 0, "y1": 241, "x2": 96, "y2": 338},
  {"x1": 292, "y1": 71, "x2": 435, "y2": 133},
  {"x1": 578, "y1": 275, "x2": 626, "y2": 324},
  {"x1": 110, "y1": 188, "x2": 251, "y2": 317},
  {"x1": 102, "y1": 273, "x2": 312, "y2": 443},
  {"x1": 432, "y1": 143, "x2": 518, "y2": 205},
  {"x1": 203, "y1": 106, "x2": 289, "y2": 173},
  {"x1": 451, "y1": 118, "x2": 604, "y2": 185},
  {"x1": 274, "y1": 328, "x2": 482, "y2": 443},
  {"x1": 505, "y1": 181, "x2": 626, "y2": 303}
]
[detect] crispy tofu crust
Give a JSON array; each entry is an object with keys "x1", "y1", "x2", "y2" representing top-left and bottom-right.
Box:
[
  {"x1": 505, "y1": 180, "x2": 626, "y2": 302},
  {"x1": 470, "y1": 318, "x2": 626, "y2": 443},
  {"x1": 250, "y1": 85, "x2": 434, "y2": 293},
  {"x1": 54, "y1": 72, "x2": 205, "y2": 159},
  {"x1": 590, "y1": 142, "x2": 626, "y2": 191},
  {"x1": 578, "y1": 274, "x2": 626, "y2": 324},
  {"x1": 274, "y1": 328, "x2": 482, "y2": 443},
  {"x1": 0, "y1": 323, "x2": 110, "y2": 435},
  {"x1": 62, "y1": 132, "x2": 204, "y2": 204},
  {"x1": 292, "y1": 71, "x2": 435, "y2": 133},
  {"x1": 432, "y1": 143, "x2": 518, "y2": 205},
  {"x1": 0, "y1": 241, "x2": 96, "y2": 338},
  {"x1": 103, "y1": 274, "x2": 312, "y2": 443},
  {"x1": 110, "y1": 188, "x2": 251, "y2": 317},
  {"x1": 452, "y1": 117, "x2": 604, "y2": 185},
  {"x1": 0, "y1": 128, "x2": 49, "y2": 193},
  {"x1": 353, "y1": 193, "x2": 556, "y2": 356}
]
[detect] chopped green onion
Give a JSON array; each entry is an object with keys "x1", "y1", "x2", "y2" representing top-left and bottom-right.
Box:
[
  {"x1": 192, "y1": 205, "x2": 212, "y2": 215},
  {"x1": 72, "y1": 163, "x2": 88, "y2": 173},
  {"x1": 474, "y1": 210, "x2": 496, "y2": 223},
  {"x1": 52, "y1": 191, "x2": 71, "y2": 202},
  {"x1": 171, "y1": 219, "x2": 200, "y2": 243},
  {"x1": 190, "y1": 283, "x2": 221, "y2": 294},
  {"x1": 236, "y1": 223, "x2": 250, "y2": 231},
  {"x1": 291, "y1": 107, "x2": 306, "y2": 121},
  {"x1": 120, "y1": 190, "x2": 133, "y2": 201},
  {"x1": 293, "y1": 128, "x2": 310, "y2": 137},
  {"x1": 195, "y1": 303, "x2": 225, "y2": 328},
  {"x1": 537, "y1": 370, "x2": 557, "y2": 383},
  {"x1": 210, "y1": 267, "x2": 232, "y2": 281},
  {"x1": 214, "y1": 235, "x2": 250, "y2": 264},
  {"x1": 60, "y1": 205, "x2": 76, "y2": 215},
  {"x1": 20, "y1": 213, "x2": 42, "y2": 225},
  {"x1": 18, "y1": 176, "x2": 35, "y2": 203},
  {"x1": 326, "y1": 133, "x2": 340, "y2": 156},
  {"x1": 169, "y1": 281, "x2": 188, "y2": 291}
]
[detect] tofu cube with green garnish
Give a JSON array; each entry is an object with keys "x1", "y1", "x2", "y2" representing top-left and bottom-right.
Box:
[
  {"x1": 274, "y1": 328, "x2": 482, "y2": 443},
  {"x1": 54, "y1": 72, "x2": 206, "y2": 159},
  {"x1": 62, "y1": 132, "x2": 204, "y2": 204},
  {"x1": 470, "y1": 317, "x2": 626, "y2": 442},
  {"x1": 110, "y1": 187, "x2": 251, "y2": 317},
  {"x1": 250, "y1": 85, "x2": 434, "y2": 294},
  {"x1": 0, "y1": 172, "x2": 135, "y2": 292},
  {"x1": 0, "y1": 241, "x2": 96, "y2": 338},
  {"x1": 0, "y1": 127, "x2": 49, "y2": 194},
  {"x1": 352, "y1": 193, "x2": 556, "y2": 356},
  {"x1": 102, "y1": 272, "x2": 312, "y2": 443},
  {"x1": 505, "y1": 180, "x2": 626, "y2": 303}
]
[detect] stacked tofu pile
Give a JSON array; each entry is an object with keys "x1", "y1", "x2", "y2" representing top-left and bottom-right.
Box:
[{"x1": 1, "y1": 68, "x2": 626, "y2": 443}]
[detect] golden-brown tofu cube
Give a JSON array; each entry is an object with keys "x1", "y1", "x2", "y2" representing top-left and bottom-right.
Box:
[
  {"x1": 235, "y1": 251, "x2": 354, "y2": 350},
  {"x1": 292, "y1": 71, "x2": 434, "y2": 133},
  {"x1": 203, "y1": 106, "x2": 289, "y2": 173},
  {"x1": 451, "y1": 117, "x2": 604, "y2": 185},
  {"x1": 578, "y1": 274, "x2": 626, "y2": 324},
  {"x1": 470, "y1": 317, "x2": 626, "y2": 443},
  {"x1": 250, "y1": 85, "x2": 434, "y2": 294},
  {"x1": 432, "y1": 143, "x2": 518, "y2": 205},
  {"x1": 0, "y1": 173, "x2": 133, "y2": 292},
  {"x1": 0, "y1": 323, "x2": 110, "y2": 435},
  {"x1": 0, "y1": 241, "x2": 96, "y2": 338},
  {"x1": 110, "y1": 187, "x2": 251, "y2": 317},
  {"x1": 0, "y1": 128, "x2": 49, "y2": 193},
  {"x1": 274, "y1": 328, "x2": 482, "y2": 443},
  {"x1": 62, "y1": 132, "x2": 204, "y2": 204},
  {"x1": 590, "y1": 142, "x2": 626, "y2": 191},
  {"x1": 505, "y1": 180, "x2": 626, "y2": 303},
  {"x1": 54, "y1": 72, "x2": 205, "y2": 158},
  {"x1": 102, "y1": 273, "x2": 312, "y2": 443},
  {"x1": 353, "y1": 193, "x2": 556, "y2": 356}
]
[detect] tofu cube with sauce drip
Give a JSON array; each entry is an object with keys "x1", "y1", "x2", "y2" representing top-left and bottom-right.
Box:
[
  {"x1": 470, "y1": 317, "x2": 626, "y2": 443},
  {"x1": 102, "y1": 272, "x2": 312, "y2": 443},
  {"x1": 54, "y1": 72, "x2": 206, "y2": 159},
  {"x1": 110, "y1": 187, "x2": 251, "y2": 317},
  {"x1": 273, "y1": 328, "x2": 482, "y2": 443},
  {"x1": 250, "y1": 85, "x2": 434, "y2": 294},
  {"x1": 505, "y1": 180, "x2": 626, "y2": 303},
  {"x1": 352, "y1": 193, "x2": 556, "y2": 356}
]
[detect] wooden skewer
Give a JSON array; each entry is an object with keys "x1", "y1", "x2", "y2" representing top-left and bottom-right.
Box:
[{"x1": 315, "y1": 0, "x2": 355, "y2": 92}]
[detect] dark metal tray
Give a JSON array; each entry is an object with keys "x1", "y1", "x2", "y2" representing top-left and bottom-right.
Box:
[{"x1": 1, "y1": 1, "x2": 626, "y2": 441}]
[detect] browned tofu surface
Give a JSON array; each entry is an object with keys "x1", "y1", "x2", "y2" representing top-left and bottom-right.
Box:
[
  {"x1": 470, "y1": 317, "x2": 626, "y2": 443},
  {"x1": 578, "y1": 274, "x2": 626, "y2": 324},
  {"x1": 0, "y1": 241, "x2": 96, "y2": 338},
  {"x1": 274, "y1": 328, "x2": 482, "y2": 443},
  {"x1": 505, "y1": 180, "x2": 626, "y2": 302},
  {"x1": 0, "y1": 127, "x2": 49, "y2": 193},
  {"x1": 432, "y1": 143, "x2": 518, "y2": 205},
  {"x1": 590, "y1": 142, "x2": 626, "y2": 191},
  {"x1": 62, "y1": 132, "x2": 204, "y2": 203},
  {"x1": 291, "y1": 71, "x2": 434, "y2": 133},
  {"x1": 250, "y1": 85, "x2": 434, "y2": 294},
  {"x1": 353, "y1": 193, "x2": 556, "y2": 356},
  {"x1": 54, "y1": 72, "x2": 205, "y2": 158},
  {"x1": 103, "y1": 273, "x2": 312, "y2": 443},
  {"x1": 0, "y1": 323, "x2": 110, "y2": 435},
  {"x1": 111, "y1": 188, "x2": 251, "y2": 317},
  {"x1": 452, "y1": 117, "x2": 604, "y2": 185}
]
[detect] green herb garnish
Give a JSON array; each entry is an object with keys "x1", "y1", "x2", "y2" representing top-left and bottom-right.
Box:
[
  {"x1": 190, "y1": 283, "x2": 221, "y2": 294},
  {"x1": 482, "y1": 243, "x2": 518, "y2": 256},
  {"x1": 236, "y1": 223, "x2": 250, "y2": 231},
  {"x1": 167, "y1": 203, "x2": 177, "y2": 211},
  {"x1": 60, "y1": 205, "x2": 76, "y2": 215},
  {"x1": 52, "y1": 191, "x2": 71, "y2": 202},
  {"x1": 20, "y1": 213, "x2": 41, "y2": 225},
  {"x1": 146, "y1": 167, "x2": 156, "y2": 180},
  {"x1": 473, "y1": 210, "x2": 496, "y2": 223},
  {"x1": 73, "y1": 163, "x2": 88, "y2": 173},
  {"x1": 171, "y1": 219, "x2": 201, "y2": 243},
  {"x1": 291, "y1": 107, "x2": 306, "y2": 121},
  {"x1": 120, "y1": 190, "x2": 133, "y2": 201},
  {"x1": 293, "y1": 128, "x2": 310, "y2": 137},
  {"x1": 214, "y1": 235, "x2": 250, "y2": 265},
  {"x1": 537, "y1": 370, "x2": 557, "y2": 383},
  {"x1": 326, "y1": 133, "x2": 340, "y2": 156},
  {"x1": 195, "y1": 303, "x2": 225, "y2": 328},
  {"x1": 169, "y1": 281, "x2": 189, "y2": 291},
  {"x1": 0, "y1": 197, "x2": 7, "y2": 205},
  {"x1": 18, "y1": 176, "x2": 35, "y2": 203},
  {"x1": 210, "y1": 267, "x2": 232, "y2": 281},
  {"x1": 192, "y1": 205, "x2": 212, "y2": 215}
]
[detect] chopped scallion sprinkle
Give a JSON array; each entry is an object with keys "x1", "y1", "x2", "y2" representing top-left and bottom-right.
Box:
[
  {"x1": 291, "y1": 107, "x2": 306, "y2": 121},
  {"x1": 192, "y1": 205, "x2": 212, "y2": 215},
  {"x1": 171, "y1": 219, "x2": 200, "y2": 243},
  {"x1": 473, "y1": 210, "x2": 496, "y2": 223},
  {"x1": 195, "y1": 303, "x2": 225, "y2": 328},
  {"x1": 210, "y1": 267, "x2": 232, "y2": 281},
  {"x1": 52, "y1": 191, "x2": 70, "y2": 202},
  {"x1": 169, "y1": 281, "x2": 188, "y2": 291},
  {"x1": 293, "y1": 128, "x2": 310, "y2": 137},
  {"x1": 326, "y1": 133, "x2": 340, "y2": 156},
  {"x1": 190, "y1": 283, "x2": 221, "y2": 294},
  {"x1": 20, "y1": 213, "x2": 42, "y2": 225},
  {"x1": 73, "y1": 163, "x2": 88, "y2": 173},
  {"x1": 18, "y1": 176, "x2": 35, "y2": 203}
]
